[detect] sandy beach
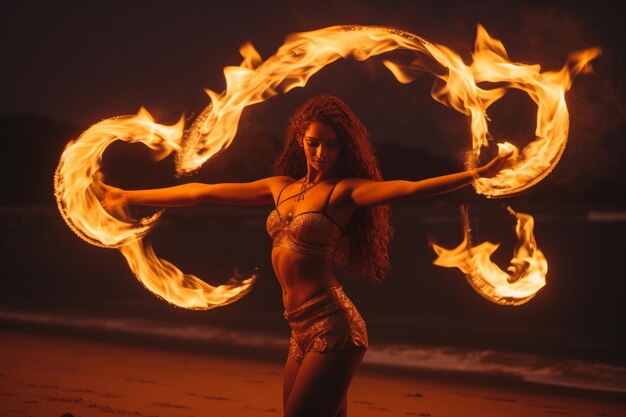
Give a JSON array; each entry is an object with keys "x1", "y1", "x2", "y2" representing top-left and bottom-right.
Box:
[{"x1": 1, "y1": 329, "x2": 623, "y2": 417}]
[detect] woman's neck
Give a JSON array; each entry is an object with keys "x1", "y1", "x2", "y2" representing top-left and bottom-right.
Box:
[{"x1": 306, "y1": 168, "x2": 335, "y2": 183}]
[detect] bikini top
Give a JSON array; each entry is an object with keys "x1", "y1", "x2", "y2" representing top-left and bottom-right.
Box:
[{"x1": 266, "y1": 179, "x2": 344, "y2": 259}]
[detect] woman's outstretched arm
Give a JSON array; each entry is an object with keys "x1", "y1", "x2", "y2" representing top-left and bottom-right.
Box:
[
  {"x1": 100, "y1": 177, "x2": 287, "y2": 210},
  {"x1": 347, "y1": 153, "x2": 512, "y2": 207}
]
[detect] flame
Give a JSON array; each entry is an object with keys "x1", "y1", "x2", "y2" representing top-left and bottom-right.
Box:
[
  {"x1": 468, "y1": 27, "x2": 601, "y2": 197},
  {"x1": 55, "y1": 108, "x2": 179, "y2": 248},
  {"x1": 54, "y1": 108, "x2": 255, "y2": 309},
  {"x1": 55, "y1": 25, "x2": 597, "y2": 308},
  {"x1": 183, "y1": 25, "x2": 599, "y2": 198},
  {"x1": 119, "y1": 240, "x2": 255, "y2": 310},
  {"x1": 431, "y1": 206, "x2": 547, "y2": 306}
]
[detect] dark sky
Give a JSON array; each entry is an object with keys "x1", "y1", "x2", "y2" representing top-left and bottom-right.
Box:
[{"x1": 2, "y1": 0, "x2": 625, "y2": 186}]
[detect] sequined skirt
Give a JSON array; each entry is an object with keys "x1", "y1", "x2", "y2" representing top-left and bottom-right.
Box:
[{"x1": 284, "y1": 286, "x2": 368, "y2": 363}]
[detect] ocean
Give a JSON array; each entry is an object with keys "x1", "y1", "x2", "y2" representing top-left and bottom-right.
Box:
[{"x1": 1, "y1": 203, "x2": 625, "y2": 395}]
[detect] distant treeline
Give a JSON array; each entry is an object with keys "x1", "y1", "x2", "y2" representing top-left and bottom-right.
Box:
[{"x1": 1, "y1": 113, "x2": 624, "y2": 206}]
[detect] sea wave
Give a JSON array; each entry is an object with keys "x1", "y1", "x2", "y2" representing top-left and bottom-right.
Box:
[
  {"x1": 2, "y1": 310, "x2": 624, "y2": 394},
  {"x1": 366, "y1": 344, "x2": 626, "y2": 394},
  {"x1": 0, "y1": 310, "x2": 287, "y2": 350}
]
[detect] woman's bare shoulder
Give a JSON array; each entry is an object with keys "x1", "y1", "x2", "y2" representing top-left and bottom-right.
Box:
[
  {"x1": 337, "y1": 177, "x2": 375, "y2": 189},
  {"x1": 266, "y1": 175, "x2": 296, "y2": 186},
  {"x1": 332, "y1": 178, "x2": 374, "y2": 201},
  {"x1": 261, "y1": 175, "x2": 297, "y2": 193}
]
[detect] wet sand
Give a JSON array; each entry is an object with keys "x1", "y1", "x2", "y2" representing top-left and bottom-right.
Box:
[{"x1": 0, "y1": 330, "x2": 623, "y2": 417}]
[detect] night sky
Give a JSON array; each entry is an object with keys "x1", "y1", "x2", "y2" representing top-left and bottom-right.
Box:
[{"x1": 2, "y1": 0, "x2": 625, "y2": 182}]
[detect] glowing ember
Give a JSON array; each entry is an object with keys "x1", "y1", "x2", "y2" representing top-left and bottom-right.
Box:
[
  {"x1": 431, "y1": 206, "x2": 547, "y2": 306},
  {"x1": 54, "y1": 25, "x2": 598, "y2": 308}
]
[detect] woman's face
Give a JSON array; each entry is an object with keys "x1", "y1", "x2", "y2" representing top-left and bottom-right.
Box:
[{"x1": 302, "y1": 121, "x2": 341, "y2": 175}]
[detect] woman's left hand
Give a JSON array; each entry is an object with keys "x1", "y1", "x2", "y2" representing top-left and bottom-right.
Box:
[
  {"x1": 478, "y1": 152, "x2": 514, "y2": 178},
  {"x1": 98, "y1": 182, "x2": 129, "y2": 213}
]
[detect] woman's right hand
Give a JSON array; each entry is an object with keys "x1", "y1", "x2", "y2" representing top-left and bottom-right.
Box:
[
  {"x1": 478, "y1": 151, "x2": 514, "y2": 178},
  {"x1": 99, "y1": 182, "x2": 128, "y2": 212}
]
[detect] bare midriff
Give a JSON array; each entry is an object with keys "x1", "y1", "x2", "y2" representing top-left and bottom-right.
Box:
[{"x1": 271, "y1": 246, "x2": 340, "y2": 312}]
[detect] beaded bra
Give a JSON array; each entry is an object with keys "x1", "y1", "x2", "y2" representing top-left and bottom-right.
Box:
[{"x1": 266, "y1": 179, "x2": 343, "y2": 258}]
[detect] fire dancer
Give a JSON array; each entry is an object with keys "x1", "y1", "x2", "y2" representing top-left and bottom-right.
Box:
[{"x1": 101, "y1": 95, "x2": 510, "y2": 417}]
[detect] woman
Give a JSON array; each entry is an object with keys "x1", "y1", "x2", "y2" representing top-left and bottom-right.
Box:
[{"x1": 102, "y1": 95, "x2": 510, "y2": 417}]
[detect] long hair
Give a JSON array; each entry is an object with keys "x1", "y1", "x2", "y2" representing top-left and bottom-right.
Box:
[{"x1": 274, "y1": 95, "x2": 393, "y2": 284}]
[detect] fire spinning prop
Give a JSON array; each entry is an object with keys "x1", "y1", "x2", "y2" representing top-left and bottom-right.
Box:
[{"x1": 54, "y1": 25, "x2": 599, "y2": 309}]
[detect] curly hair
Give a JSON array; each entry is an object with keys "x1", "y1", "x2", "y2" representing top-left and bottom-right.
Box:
[{"x1": 273, "y1": 95, "x2": 393, "y2": 284}]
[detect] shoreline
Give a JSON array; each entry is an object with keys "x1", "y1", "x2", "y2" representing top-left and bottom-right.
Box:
[
  {"x1": 2, "y1": 319, "x2": 625, "y2": 402},
  {"x1": 2, "y1": 326, "x2": 625, "y2": 417}
]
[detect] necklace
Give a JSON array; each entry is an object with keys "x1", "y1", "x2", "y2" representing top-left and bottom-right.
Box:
[{"x1": 295, "y1": 175, "x2": 328, "y2": 201}]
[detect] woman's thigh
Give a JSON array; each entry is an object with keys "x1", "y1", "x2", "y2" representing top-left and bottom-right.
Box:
[
  {"x1": 284, "y1": 349, "x2": 365, "y2": 417},
  {"x1": 283, "y1": 354, "x2": 301, "y2": 409}
]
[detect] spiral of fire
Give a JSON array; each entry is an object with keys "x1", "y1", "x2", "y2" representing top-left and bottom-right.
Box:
[{"x1": 54, "y1": 25, "x2": 599, "y2": 308}]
